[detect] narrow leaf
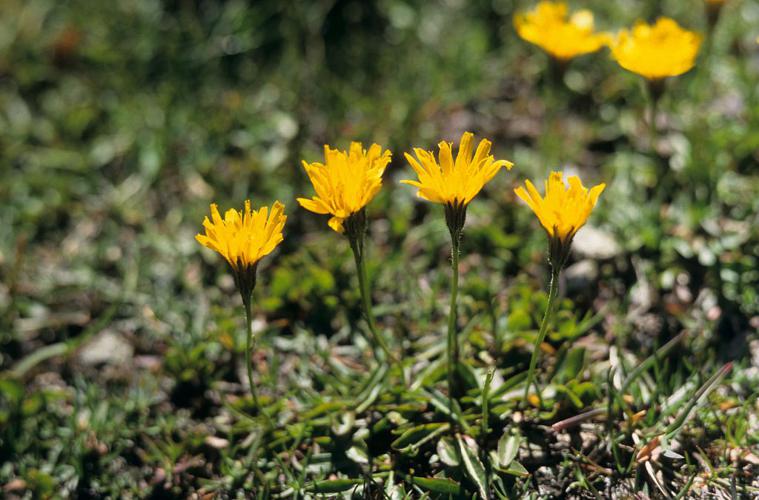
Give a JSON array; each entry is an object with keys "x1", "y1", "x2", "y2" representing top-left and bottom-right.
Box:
[
  {"x1": 497, "y1": 460, "x2": 529, "y2": 477},
  {"x1": 496, "y1": 433, "x2": 520, "y2": 468},
  {"x1": 307, "y1": 478, "x2": 361, "y2": 493},
  {"x1": 456, "y1": 434, "x2": 489, "y2": 499},
  {"x1": 437, "y1": 437, "x2": 459, "y2": 467},
  {"x1": 406, "y1": 476, "x2": 461, "y2": 494},
  {"x1": 392, "y1": 423, "x2": 449, "y2": 451}
]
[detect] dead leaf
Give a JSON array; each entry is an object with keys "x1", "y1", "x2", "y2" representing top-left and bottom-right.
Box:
[{"x1": 636, "y1": 435, "x2": 661, "y2": 463}]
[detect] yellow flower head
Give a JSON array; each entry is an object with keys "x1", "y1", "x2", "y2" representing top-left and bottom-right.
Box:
[
  {"x1": 515, "y1": 171, "x2": 604, "y2": 264},
  {"x1": 196, "y1": 200, "x2": 286, "y2": 273},
  {"x1": 610, "y1": 18, "x2": 702, "y2": 80},
  {"x1": 514, "y1": 1, "x2": 610, "y2": 61},
  {"x1": 298, "y1": 142, "x2": 391, "y2": 233},
  {"x1": 402, "y1": 132, "x2": 513, "y2": 207}
]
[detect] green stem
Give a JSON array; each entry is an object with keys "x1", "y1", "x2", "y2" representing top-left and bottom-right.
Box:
[
  {"x1": 481, "y1": 369, "x2": 494, "y2": 445},
  {"x1": 648, "y1": 93, "x2": 657, "y2": 153},
  {"x1": 447, "y1": 230, "x2": 461, "y2": 418},
  {"x1": 646, "y1": 0, "x2": 661, "y2": 21},
  {"x1": 645, "y1": 79, "x2": 667, "y2": 254},
  {"x1": 243, "y1": 298, "x2": 262, "y2": 410},
  {"x1": 524, "y1": 265, "x2": 561, "y2": 403},
  {"x1": 349, "y1": 235, "x2": 393, "y2": 362},
  {"x1": 242, "y1": 296, "x2": 275, "y2": 429}
]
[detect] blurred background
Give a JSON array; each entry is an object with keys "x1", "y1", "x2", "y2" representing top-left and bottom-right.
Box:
[{"x1": 1, "y1": 0, "x2": 759, "y2": 496}]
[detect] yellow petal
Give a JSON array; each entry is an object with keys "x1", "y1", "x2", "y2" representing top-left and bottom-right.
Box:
[
  {"x1": 402, "y1": 133, "x2": 513, "y2": 206},
  {"x1": 298, "y1": 142, "x2": 391, "y2": 230}
]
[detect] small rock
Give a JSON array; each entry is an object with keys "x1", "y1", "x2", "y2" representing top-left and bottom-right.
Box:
[
  {"x1": 4, "y1": 478, "x2": 26, "y2": 492},
  {"x1": 565, "y1": 259, "x2": 599, "y2": 292},
  {"x1": 134, "y1": 355, "x2": 162, "y2": 372},
  {"x1": 204, "y1": 436, "x2": 230, "y2": 449},
  {"x1": 573, "y1": 226, "x2": 622, "y2": 260},
  {"x1": 78, "y1": 330, "x2": 133, "y2": 366},
  {"x1": 750, "y1": 340, "x2": 759, "y2": 368}
]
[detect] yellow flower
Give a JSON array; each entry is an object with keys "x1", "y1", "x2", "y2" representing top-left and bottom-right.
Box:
[
  {"x1": 515, "y1": 171, "x2": 604, "y2": 264},
  {"x1": 402, "y1": 131, "x2": 513, "y2": 207},
  {"x1": 514, "y1": 1, "x2": 609, "y2": 61},
  {"x1": 610, "y1": 18, "x2": 702, "y2": 80},
  {"x1": 298, "y1": 142, "x2": 391, "y2": 233},
  {"x1": 196, "y1": 200, "x2": 286, "y2": 273}
]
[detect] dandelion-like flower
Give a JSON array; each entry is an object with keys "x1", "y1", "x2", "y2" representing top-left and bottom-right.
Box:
[
  {"x1": 517, "y1": 171, "x2": 605, "y2": 403},
  {"x1": 402, "y1": 131, "x2": 513, "y2": 209},
  {"x1": 404, "y1": 132, "x2": 512, "y2": 411},
  {"x1": 610, "y1": 18, "x2": 702, "y2": 81},
  {"x1": 515, "y1": 171, "x2": 605, "y2": 266},
  {"x1": 514, "y1": 1, "x2": 609, "y2": 61},
  {"x1": 298, "y1": 142, "x2": 391, "y2": 233},
  {"x1": 298, "y1": 142, "x2": 394, "y2": 359},
  {"x1": 196, "y1": 200, "x2": 286, "y2": 414},
  {"x1": 196, "y1": 200, "x2": 286, "y2": 295}
]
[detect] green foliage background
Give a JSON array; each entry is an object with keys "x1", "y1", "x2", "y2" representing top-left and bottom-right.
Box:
[{"x1": 1, "y1": 0, "x2": 758, "y2": 497}]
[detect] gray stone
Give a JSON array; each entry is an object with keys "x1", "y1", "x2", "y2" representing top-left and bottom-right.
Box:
[
  {"x1": 572, "y1": 225, "x2": 622, "y2": 260},
  {"x1": 565, "y1": 259, "x2": 599, "y2": 291},
  {"x1": 78, "y1": 330, "x2": 133, "y2": 366}
]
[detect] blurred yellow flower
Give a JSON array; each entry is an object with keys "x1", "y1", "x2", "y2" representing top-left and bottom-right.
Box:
[
  {"x1": 610, "y1": 18, "x2": 702, "y2": 80},
  {"x1": 514, "y1": 1, "x2": 609, "y2": 61},
  {"x1": 515, "y1": 171, "x2": 604, "y2": 263},
  {"x1": 196, "y1": 200, "x2": 286, "y2": 273},
  {"x1": 298, "y1": 143, "x2": 391, "y2": 233},
  {"x1": 402, "y1": 131, "x2": 513, "y2": 207}
]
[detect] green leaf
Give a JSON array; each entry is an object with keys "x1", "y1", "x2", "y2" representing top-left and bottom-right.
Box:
[
  {"x1": 301, "y1": 401, "x2": 347, "y2": 421},
  {"x1": 306, "y1": 478, "x2": 362, "y2": 493},
  {"x1": 456, "y1": 361, "x2": 479, "y2": 391},
  {"x1": 437, "y1": 437, "x2": 459, "y2": 467},
  {"x1": 456, "y1": 434, "x2": 488, "y2": 499},
  {"x1": 384, "y1": 471, "x2": 406, "y2": 500},
  {"x1": 346, "y1": 442, "x2": 369, "y2": 465},
  {"x1": 554, "y1": 347, "x2": 585, "y2": 383},
  {"x1": 0, "y1": 377, "x2": 24, "y2": 403},
  {"x1": 665, "y1": 362, "x2": 733, "y2": 439},
  {"x1": 496, "y1": 433, "x2": 520, "y2": 469},
  {"x1": 331, "y1": 412, "x2": 355, "y2": 436},
  {"x1": 488, "y1": 371, "x2": 528, "y2": 402},
  {"x1": 406, "y1": 476, "x2": 461, "y2": 494},
  {"x1": 392, "y1": 423, "x2": 449, "y2": 453},
  {"x1": 554, "y1": 384, "x2": 584, "y2": 409},
  {"x1": 498, "y1": 460, "x2": 529, "y2": 477}
]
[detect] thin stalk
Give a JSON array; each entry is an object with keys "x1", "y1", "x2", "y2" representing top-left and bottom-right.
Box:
[
  {"x1": 243, "y1": 298, "x2": 261, "y2": 410},
  {"x1": 541, "y1": 57, "x2": 565, "y2": 167},
  {"x1": 551, "y1": 407, "x2": 606, "y2": 433},
  {"x1": 243, "y1": 297, "x2": 274, "y2": 429},
  {"x1": 349, "y1": 235, "x2": 393, "y2": 362},
  {"x1": 648, "y1": 91, "x2": 657, "y2": 154},
  {"x1": 664, "y1": 362, "x2": 732, "y2": 438},
  {"x1": 524, "y1": 265, "x2": 561, "y2": 403},
  {"x1": 481, "y1": 369, "x2": 494, "y2": 450},
  {"x1": 447, "y1": 230, "x2": 461, "y2": 418}
]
